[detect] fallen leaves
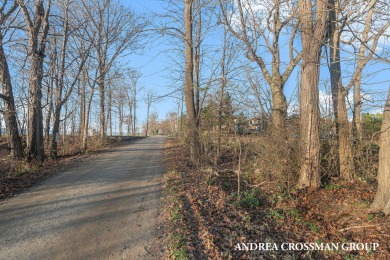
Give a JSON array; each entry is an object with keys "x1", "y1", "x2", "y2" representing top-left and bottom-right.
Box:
[{"x1": 163, "y1": 139, "x2": 390, "y2": 260}]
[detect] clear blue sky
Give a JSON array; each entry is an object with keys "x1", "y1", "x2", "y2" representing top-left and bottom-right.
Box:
[{"x1": 121, "y1": 0, "x2": 179, "y2": 128}]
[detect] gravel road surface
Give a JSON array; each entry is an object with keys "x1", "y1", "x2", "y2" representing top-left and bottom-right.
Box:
[{"x1": 0, "y1": 136, "x2": 166, "y2": 260}]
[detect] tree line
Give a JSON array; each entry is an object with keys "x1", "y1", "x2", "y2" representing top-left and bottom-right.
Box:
[
  {"x1": 175, "y1": 0, "x2": 390, "y2": 215},
  {"x1": 0, "y1": 0, "x2": 148, "y2": 160}
]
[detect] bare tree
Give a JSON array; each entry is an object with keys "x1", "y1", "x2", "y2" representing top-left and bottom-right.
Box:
[
  {"x1": 111, "y1": 77, "x2": 127, "y2": 136},
  {"x1": 184, "y1": 0, "x2": 200, "y2": 163},
  {"x1": 192, "y1": 0, "x2": 215, "y2": 120},
  {"x1": 161, "y1": 0, "x2": 218, "y2": 158},
  {"x1": 81, "y1": 0, "x2": 147, "y2": 140},
  {"x1": 144, "y1": 89, "x2": 157, "y2": 137},
  {"x1": 0, "y1": 0, "x2": 23, "y2": 159},
  {"x1": 126, "y1": 88, "x2": 133, "y2": 136},
  {"x1": 220, "y1": 0, "x2": 301, "y2": 129},
  {"x1": 349, "y1": 0, "x2": 390, "y2": 140},
  {"x1": 328, "y1": 0, "x2": 390, "y2": 180},
  {"x1": 127, "y1": 69, "x2": 142, "y2": 136},
  {"x1": 81, "y1": 70, "x2": 95, "y2": 152},
  {"x1": 296, "y1": 0, "x2": 328, "y2": 189},
  {"x1": 44, "y1": 33, "x2": 56, "y2": 146},
  {"x1": 371, "y1": 87, "x2": 390, "y2": 215},
  {"x1": 18, "y1": 0, "x2": 51, "y2": 161},
  {"x1": 216, "y1": 25, "x2": 239, "y2": 159},
  {"x1": 328, "y1": 0, "x2": 355, "y2": 181},
  {"x1": 106, "y1": 87, "x2": 113, "y2": 135},
  {"x1": 49, "y1": 0, "x2": 91, "y2": 158}
]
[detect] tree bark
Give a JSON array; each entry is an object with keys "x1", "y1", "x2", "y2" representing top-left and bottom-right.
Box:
[
  {"x1": 0, "y1": 33, "x2": 23, "y2": 159},
  {"x1": 298, "y1": 62, "x2": 321, "y2": 189},
  {"x1": 79, "y1": 68, "x2": 86, "y2": 140},
  {"x1": 44, "y1": 72, "x2": 53, "y2": 146},
  {"x1": 107, "y1": 89, "x2": 112, "y2": 136},
  {"x1": 217, "y1": 26, "x2": 228, "y2": 159},
  {"x1": 50, "y1": 105, "x2": 61, "y2": 158},
  {"x1": 19, "y1": 0, "x2": 51, "y2": 161},
  {"x1": 193, "y1": 0, "x2": 201, "y2": 122},
  {"x1": 184, "y1": 0, "x2": 199, "y2": 164},
  {"x1": 132, "y1": 86, "x2": 137, "y2": 135},
  {"x1": 145, "y1": 101, "x2": 150, "y2": 137},
  {"x1": 126, "y1": 92, "x2": 132, "y2": 136},
  {"x1": 328, "y1": 0, "x2": 355, "y2": 181},
  {"x1": 82, "y1": 86, "x2": 94, "y2": 152},
  {"x1": 353, "y1": 0, "x2": 376, "y2": 141},
  {"x1": 297, "y1": 0, "x2": 328, "y2": 189},
  {"x1": 98, "y1": 63, "x2": 106, "y2": 139},
  {"x1": 119, "y1": 100, "x2": 124, "y2": 136},
  {"x1": 337, "y1": 90, "x2": 355, "y2": 180},
  {"x1": 371, "y1": 88, "x2": 390, "y2": 215}
]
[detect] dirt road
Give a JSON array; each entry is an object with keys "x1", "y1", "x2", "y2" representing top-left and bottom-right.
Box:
[{"x1": 0, "y1": 136, "x2": 166, "y2": 260}]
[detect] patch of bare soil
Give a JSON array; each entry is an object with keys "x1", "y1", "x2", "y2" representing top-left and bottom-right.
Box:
[
  {"x1": 163, "y1": 139, "x2": 389, "y2": 259},
  {"x1": 0, "y1": 136, "x2": 144, "y2": 200}
]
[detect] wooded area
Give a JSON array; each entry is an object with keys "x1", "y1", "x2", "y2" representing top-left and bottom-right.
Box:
[
  {"x1": 1, "y1": 0, "x2": 390, "y2": 258},
  {"x1": 171, "y1": 0, "x2": 390, "y2": 215}
]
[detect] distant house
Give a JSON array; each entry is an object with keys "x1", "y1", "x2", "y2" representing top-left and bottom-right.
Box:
[
  {"x1": 234, "y1": 117, "x2": 265, "y2": 134},
  {"x1": 248, "y1": 118, "x2": 264, "y2": 132}
]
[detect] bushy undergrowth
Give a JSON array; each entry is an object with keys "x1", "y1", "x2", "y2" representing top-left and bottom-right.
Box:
[
  {"x1": 166, "y1": 133, "x2": 388, "y2": 259},
  {"x1": 191, "y1": 120, "x2": 380, "y2": 194}
]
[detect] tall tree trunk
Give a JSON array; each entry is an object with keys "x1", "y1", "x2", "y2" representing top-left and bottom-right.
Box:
[
  {"x1": 44, "y1": 78, "x2": 53, "y2": 146},
  {"x1": 353, "y1": 0, "x2": 376, "y2": 141},
  {"x1": 297, "y1": 0, "x2": 328, "y2": 189},
  {"x1": 62, "y1": 103, "x2": 67, "y2": 143},
  {"x1": 271, "y1": 79, "x2": 287, "y2": 129},
  {"x1": 71, "y1": 110, "x2": 75, "y2": 136},
  {"x1": 107, "y1": 89, "x2": 112, "y2": 136},
  {"x1": 127, "y1": 115, "x2": 131, "y2": 136},
  {"x1": 98, "y1": 65, "x2": 106, "y2": 139},
  {"x1": 353, "y1": 74, "x2": 363, "y2": 140},
  {"x1": 79, "y1": 68, "x2": 86, "y2": 139},
  {"x1": 0, "y1": 33, "x2": 23, "y2": 159},
  {"x1": 19, "y1": 0, "x2": 51, "y2": 161},
  {"x1": 217, "y1": 79, "x2": 225, "y2": 159},
  {"x1": 217, "y1": 26, "x2": 227, "y2": 159},
  {"x1": 193, "y1": 0, "x2": 201, "y2": 122},
  {"x1": 371, "y1": 88, "x2": 390, "y2": 215},
  {"x1": 298, "y1": 62, "x2": 321, "y2": 189},
  {"x1": 44, "y1": 37, "x2": 55, "y2": 147},
  {"x1": 119, "y1": 101, "x2": 123, "y2": 136},
  {"x1": 50, "y1": 9, "x2": 68, "y2": 159},
  {"x1": 27, "y1": 53, "x2": 45, "y2": 161},
  {"x1": 184, "y1": 0, "x2": 199, "y2": 164},
  {"x1": 50, "y1": 105, "x2": 61, "y2": 158},
  {"x1": 133, "y1": 94, "x2": 137, "y2": 135},
  {"x1": 337, "y1": 90, "x2": 355, "y2": 180},
  {"x1": 145, "y1": 101, "x2": 150, "y2": 137},
  {"x1": 328, "y1": 0, "x2": 355, "y2": 181},
  {"x1": 127, "y1": 94, "x2": 132, "y2": 136},
  {"x1": 82, "y1": 87, "x2": 94, "y2": 152}
]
